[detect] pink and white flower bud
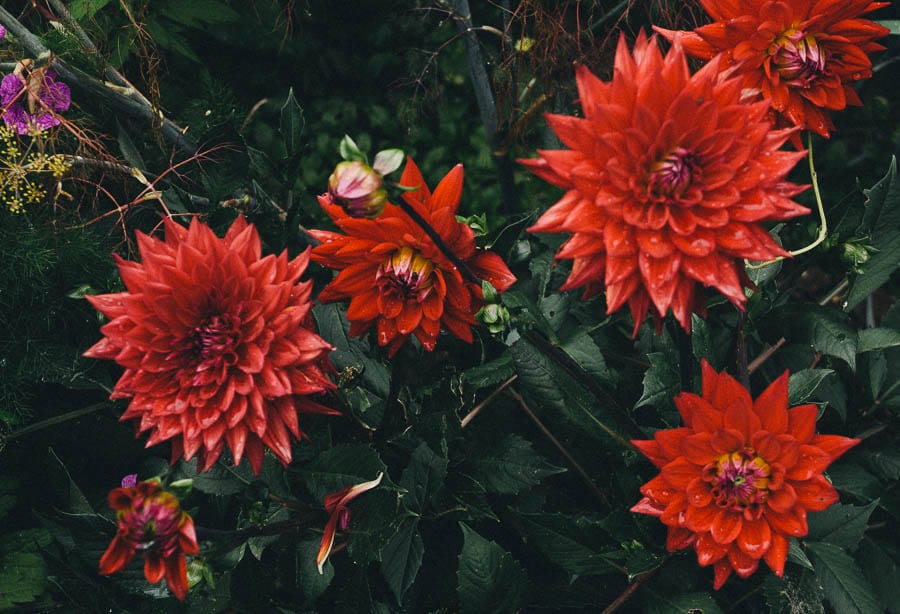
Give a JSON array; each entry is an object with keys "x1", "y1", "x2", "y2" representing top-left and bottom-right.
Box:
[{"x1": 328, "y1": 160, "x2": 387, "y2": 219}]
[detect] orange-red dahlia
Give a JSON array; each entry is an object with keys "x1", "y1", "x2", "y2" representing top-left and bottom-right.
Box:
[
  {"x1": 84, "y1": 217, "x2": 338, "y2": 475},
  {"x1": 310, "y1": 157, "x2": 516, "y2": 356},
  {"x1": 631, "y1": 361, "x2": 859, "y2": 589},
  {"x1": 655, "y1": 0, "x2": 890, "y2": 139},
  {"x1": 99, "y1": 480, "x2": 199, "y2": 601},
  {"x1": 521, "y1": 32, "x2": 809, "y2": 335}
]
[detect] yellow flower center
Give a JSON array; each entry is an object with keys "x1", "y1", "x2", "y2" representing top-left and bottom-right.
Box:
[
  {"x1": 377, "y1": 246, "x2": 435, "y2": 301},
  {"x1": 704, "y1": 447, "x2": 771, "y2": 512}
]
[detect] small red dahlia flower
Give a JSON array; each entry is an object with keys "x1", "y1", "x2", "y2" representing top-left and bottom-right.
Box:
[
  {"x1": 631, "y1": 361, "x2": 859, "y2": 589},
  {"x1": 521, "y1": 32, "x2": 809, "y2": 335},
  {"x1": 655, "y1": 0, "x2": 890, "y2": 139},
  {"x1": 99, "y1": 480, "x2": 199, "y2": 601},
  {"x1": 310, "y1": 157, "x2": 516, "y2": 356},
  {"x1": 84, "y1": 216, "x2": 338, "y2": 475}
]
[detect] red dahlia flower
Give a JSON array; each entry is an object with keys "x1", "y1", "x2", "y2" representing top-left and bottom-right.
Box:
[
  {"x1": 84, "y1": 217, "x2": 338, "y2": 475},
  {"x1": 99, "y1": 480, "x2": 199, "y2": 601},
  {"x1": 631, "y1": 361, "x2": 859, "y2": 589},
  {"x1": 655, "y1": 0, "x2": 890, "y2": 139},
  {"x1": 310, "y1": 157, "x2": 516, "y2": 356},
  {"x1": 521, "y1": 32, "x2": 809, "y2": 335}
]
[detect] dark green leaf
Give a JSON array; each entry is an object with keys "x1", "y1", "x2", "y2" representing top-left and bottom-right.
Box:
[
  {"x1": 515, "y1": 512, "x2": 617, "y2": 575},
  {"x1": 299, "y1": 444, "x2": 387, "y2": 502},
  {"x1": 857, "y1": 327, "x2": 900, "y2": 352},
  {"x1": 184, "y1": 460, "x2": 245, "y2": 496},
  {"x1": 828, "y1": 462, "x2": 882, "y2": 501},
  {"x1": 0, "y1": 551, "x2": 46, "y2": 609},
  {"x1": 559, "y1": 330, "x2": 614, "y2": 385},
  {"x1": 461, "y1": 353, "x2": 515, "y2": 391},
  {"x1": 641, "y1": 591, "x2": 723, "y2": 614},
  {"x1": 0, "y1": 528, "x2": 52, "y2": 554},
  {"x1": 857, "y1": 448, "x2": 900, "y2": 481},
  {"x1": 346, "y1": 489, "x2": 404, "y2": 566},
  {"x1": 763, "y1": 304, "x2": 858, "y2": 370},
  {"x1": 314, "y1": 303, "x2": 390, "y2": 398},
  {"x1": 858, "y1": 538, "x2": 900, "y2": 614},
  {"x1": 788, "y1": 538, "x2": 814, "y2": 570},
  {"x1": 0, "y1": 476, "x2": 17, "y2": 521},
  {"x1": 847, "y1": 157, "x2": 900, "y2": 309},
  {"x1": 399, "y1": 442, "x2": 447, "y2": 513},
  {"x1": 116, "y1": 121, "x2": 147, "y2": 171},
  {"x1": 380, "y1": 518, "x2": 424, "y2": 603},
  {"x1": 465, "y1": 434, "x2": 564, "y2": 495},
  {"x1": 636, "y1": 352, "x2": 680, "y2": 409},
  {"x1": 807, "y1": 541, "x2": 881, "y2": 614},
  {"x1": 457, "y1": 523, "x2": 527, "y2": 614},
  {"x1": 296, "y1": 538, "x2": 334, "y2": 603},
  {"x1": 47, "y1": 448, "x2": 94, "y2": 515},
  {"x1": 762, "y1": 571, "x2": 824, "y2": 614},
  {"x1": 788, "y1": 369, "x2": 834, "y2": 405},
  {"x1": 807, "y1": 501, "x2": 877, "y2": 551},
  {"x1": 279, "y1": 88, "x2": 306, "y2": 159},
  {"x1": 161, "y1": 0, "x2": 241, "y2": 26}
]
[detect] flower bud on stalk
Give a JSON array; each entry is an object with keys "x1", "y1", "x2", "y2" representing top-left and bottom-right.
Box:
[{"x1": 328, "y1": 160, "x2": 387, "y2": 219}]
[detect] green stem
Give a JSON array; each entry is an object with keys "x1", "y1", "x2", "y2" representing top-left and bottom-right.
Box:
[{"x1": 3, "y1": 401, "x2": 111, "y2": 443}]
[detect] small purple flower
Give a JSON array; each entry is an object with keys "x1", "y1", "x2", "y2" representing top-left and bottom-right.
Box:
[
  {"x1": 120, "y1": 473, "x2": 138, "y2": 488},
  {"x1": 0, "y1": 69, "x2": 71, "y2": 134},
  {"x1": 0, "y1": 24, "x2": 6, "y2": 41}
]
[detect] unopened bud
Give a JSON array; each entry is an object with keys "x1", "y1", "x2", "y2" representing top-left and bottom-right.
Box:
[{"x1": 328, "y1": 160, "x2": 387, "y2": 219}]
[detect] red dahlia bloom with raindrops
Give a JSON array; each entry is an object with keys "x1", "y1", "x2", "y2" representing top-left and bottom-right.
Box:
[
  {"x1": 84, "y1": 216, "x2": 338, "y2": 475},
  {"x1": 99, "y1": 480, "x2": 199, "y2": 601},
  {"x1": 655, "y1": 0, "x2": 890, "y2": 140},
  {"x1": 310, "y1": 157, "x2": 516, "y2": 356},
  {"x1": 520, "y1": 31, "x2": 809, "y2": 335},
  {"x1": 631, "y1": 361, "x2": 859, "y2": 589}
]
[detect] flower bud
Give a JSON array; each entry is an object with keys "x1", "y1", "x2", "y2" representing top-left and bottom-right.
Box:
[{"x1": 328, "y1": 160, "x2": 387, "y2": 219}]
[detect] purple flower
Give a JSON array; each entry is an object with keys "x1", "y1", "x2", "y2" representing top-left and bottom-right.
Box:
[
  {"x1": 1, "y1": 69, "x2": 71, "y2": 134},
  {"x1": 120, "y1": 473, "x2": 138, "y2": 488},
  {"x1": 0, "y1": 25, "x2": 6, "y2": 41}
]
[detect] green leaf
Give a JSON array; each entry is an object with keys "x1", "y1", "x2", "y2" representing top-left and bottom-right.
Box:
[
  {"x1": 339, "y1": 135, "x2": 366, "y2": 162},
  {"x1": 828, "y1": 462, "x2": 883, "y2": 501},
  {"x1": 116, "y1": 121, "x2": 147, "y2": 171},
  {"x1": 399, "y1": 442, "x2": 447, "y2": 513},
  {"x1": 0, "y1": 528, "x2": 52, "y2": 554},
  {"x1": 279, "y1": 88, "x2": 306, "y2": 159},
  {"x1": 878, "y1": 20, "x2": 900, "y2": 35},
  {"x1": 299, "y1": 444, "x2": 387, "y2": 502},
  {"x1": 372, "y1": 149, "x2": 404, "y2": 176},
  {"x1": 559, "y1": 330, "x2": 614, "y2": 385},
  {"x1": 183, "y1": 460, "x2": 245, "y2": 496},
  {"x1": 515, "y1": 512, "x2": 617, "y2": 575},
  {"x1": 641, "y1": 591, "x2": 724, "y2": 614},
  {"x1": 788, "y1": 538, "x2": 814, "y2": 570},
  {"x1": 857, "y1": 448, "x2": 900, "y2": 481},
  {"x1": 47, "y1": 448, "x2": 94, "y2": 515},
  {"x1": 857, "y1": 327, "x2": 900, "y2": 352},
  {"x1": 314, "y1": 303, "x2": 390, "y2": 398},
  {"x1": 457, "y1": 523, "x2": 527, "y2": 614},
  {"x1": 461, "y1": 352, "x2": 515, "y2": 392},
  {"x1": 346, "y1": 489, "x2": 403, "y2": 566},
  {"x1": 635, "y1": 352, "x2": 681, "y2": 409},
  {"x1": 787, "y1": 368, "x2": 834, "y2": 405},
  {"x1": 161, "y1": 0, "x2": 241, "y2": 26},
  {"x1": 807, "y1": 501, "x2": 877, "y2": 551},
  {"x1": 847, "y1": 157, "x2": 900, "y2": 310},
  {"x1": 0, "y1": 476, "x2": 17, "y2": 521},
  {"x1": 465, "y1": 434, "x2": 565, "y2": 495},
  {"x1": 762, "y1": 571, "x2": 824, "y2": 614},
  {"x1": 296, "y1": 538, "x2": 334, "y2": 603},
  {"x1": 858, "y1": 538, "x2": 900, "y2": 614},
  {"x1": 764, "y1": 304, "x2": 858, "y2": 370},
  {"x1": 0, "y1": 551, "x2": 46, "y2": 609},
  {"x1": 69, "y1": 0, "x2": 112, "y2": 19},
  {"x1": 807, "y1": 541, "x2": 881, "y2": 614},
  {"x1": 380, "y1": 518, "x2": 424, "y2": 603}
]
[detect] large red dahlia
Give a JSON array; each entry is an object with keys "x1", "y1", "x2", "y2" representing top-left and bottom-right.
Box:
[
  {"x1": 655, "y1": 0, "x2": 890, "y2": 139},
  {"x1": 631, "y1": 361, "x2": 859, "y2": 589},
  {"x1": 84, "y1": 217, "x2": 338, "y2": 474},
  {"x1": 521, "y1": 32, "x2": 809, "y2": 335},
  {"x1": 310, "y1": 157, "x2": 516, "y2": 356}
]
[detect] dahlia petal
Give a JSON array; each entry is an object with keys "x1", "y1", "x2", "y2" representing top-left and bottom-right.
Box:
[
  {"x1": 682, "y1": 432, "x2": 717, "y2": 465},
  {"x1": 684, "y1": 502, "x2": 718, "y2": 533},
  {"x1": 737, "y1": 516, "x2": 772, "y2": 559},
  {"x1": 675, "y1": 393, "x2": 722, "y2": 432},
  {"x1": 794, "y1": 475, "x2": 839, "y2": 511},
  {"x1": 632, "y1": 438, "x2": 670, "y2": 468},
  {"x1": 666, "y1": 527, "x2": 696, "y2": 551},
  {"x1": 144, "y1": 555, "x2": 166, "y2": 584},
  {"x1": 655, "y1": 427, "x2": 692, "y2": 460},
  {"x1": 809, "y1": 434, "x2": 860, "y2": 461},
  {"x1": 754, "y1": 371, "x2": 790, "y2": 433},
  {"x1": 713, "y1": 558, "x2": 733, "y2": 589},
  {"x1": 767, "y1": 482, "x2": 798, "y2": 514},
  {"x1": 786, "y1": 445, "x2": 833, "y2": 481},
  {"x1": 787, "y1": 404, "x2": 818, "y2": 443},
  {"x1": 163, "y1": 554, "x2": 189, "y2": 601},
  {"x1": 661, "y1": 457, "x2": 701, "y2": 489},
  {"x1": 710, "y1": 428, "x2": 745, "y2": 454},
  {"x1": 728, "y1": 546, "x2": 759, "y2": 578},
  {"x1": 765, "y1": 506, "x2": 807, "y2": 538},
  {"x1": 695, "y1": 532, "x2": 730, "y2": 566},
  {"x1": 631, "y1": 496, "x2": 665, "y2": 516},
  {"x1": 686, "y1": 478, "x2": 714, "y2": 507},
  {"x1": 711, "y1": 510, "x2": 743, "y2": 545},
  {"x1": 98, "y1": 536, "x2": 136, "y2": 575},
  {"x1": 764, "y1": 532, "x2": 790, "y2": 577}
]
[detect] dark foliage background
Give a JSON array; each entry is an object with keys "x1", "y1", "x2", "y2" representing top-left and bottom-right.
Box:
[{"x1": 0, "y1": 0, "x2": 898, "y2": 612}]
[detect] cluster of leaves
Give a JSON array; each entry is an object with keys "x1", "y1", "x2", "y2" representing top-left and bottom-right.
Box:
[{"x1": 0, "y1": 1, "x2": 898, "y2": 612}]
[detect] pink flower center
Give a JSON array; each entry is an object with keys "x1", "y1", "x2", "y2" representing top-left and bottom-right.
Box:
[
  {"x1": 772, "y1": 28, "x2": 825, "y2": 86},
  {"x1": 704, "y1": 448, "x2": 771, "y2": 512},
  {"x1": 118, "y1": 496, "x2": 183, "y2": 556},
  {"x1": 187, "y1": 313, "x2": 240, "y2": 369},
  {"x1": 376, "y1": 246, "x2": 435, "y2": 302},
  {"x1": 647, "y1": 148, "x2": 697, "y2": 198}
]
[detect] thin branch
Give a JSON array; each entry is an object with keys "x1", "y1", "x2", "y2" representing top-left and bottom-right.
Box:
[
  {"x1": 460, "y1": 374, "x2": 517, "y2": 428},
  {"x1": 510, "y1": 387, "x2": 610, "y2": 507},
  {"x1": 2, "y1": 401, "x2": 111, "y2": 445},
  {"x1": 601, "y1": 568, "x2": 659, "y2": 614}
]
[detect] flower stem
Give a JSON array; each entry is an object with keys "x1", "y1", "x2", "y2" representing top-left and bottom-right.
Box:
[
  {"x1": 745, "y1": 131, "x2": 827, "y2": 269},
  {"x1": 2, "y1": 401, "x2": 111, "y2": 445},
  {"x1": 509, "y1": 387, "x2": 610, "y2": 507},
  {"x1": 460, "y1": 375, "x2": 518, "y2": 428},
  {"x1": 394, "y1": 198, "x2": 481, "y2": 285}
]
